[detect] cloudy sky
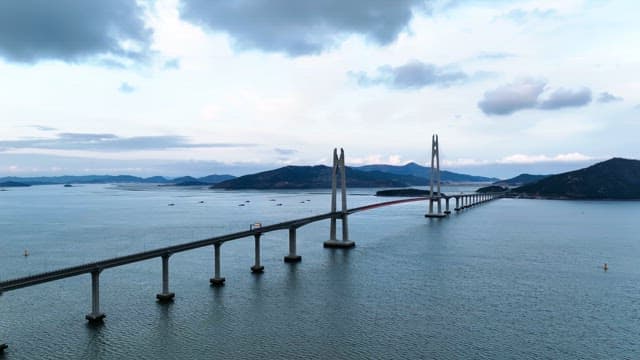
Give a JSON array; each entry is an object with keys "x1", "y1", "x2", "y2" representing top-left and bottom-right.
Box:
[{"x1": 1, "y1": 0, "x2": 638, "y2": 178}]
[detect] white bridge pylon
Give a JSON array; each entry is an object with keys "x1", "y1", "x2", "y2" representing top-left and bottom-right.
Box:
[
  {"x1": 425, "y1": 134, "x2": 447, "y2": 218},
  {"x1": 324, "y1": 148, "x2": 356, "y2": 248}
]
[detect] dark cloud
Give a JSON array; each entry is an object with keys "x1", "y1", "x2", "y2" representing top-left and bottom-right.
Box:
[
  {"x1": 353, "y1": 60, "x2": 469, "y2": 89},
  {"x1": 478, "y1": 78, "x2": 545, "y2": 115},
  {"x1": 274, "y1": 148, "x2": 297, "y2": 155},
  {"x1": 179, "y1": 0, "x2": 425, "y2": 56},
  {"x1": 119, "y1": 82, "x2": 136, "y2": 93},
  {"x1": 597, "y1": 92, "x2": 623, "y2": 103},
  {"x1": 478, "y1": 79, "x2": 593, "y2": 115},
  {"x1": 538, "y1": 87, "x2": 592, "y2": 109},
  {"x1": 0, "y1": 0, "x2": 151, "y2": 64},
  {"x1": 0, "y1": 132, "x2": 255, "y2": 152}
]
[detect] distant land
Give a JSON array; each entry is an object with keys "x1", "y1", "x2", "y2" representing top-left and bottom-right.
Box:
[
  {"x1": 0, "y1": 162, "x2": 495, "y2": 190},
  {"x1": 476, "y1": 185, "x2": 509, "y2": 193},
  {"x1": 212, "y1": 165, "x2": 413, "y2": 189},
  {"x1": 510, "y1": 158, "x2": 640, "y2": 199},
  {"x1": 376, "y1": 188, "x2": 432, "y2": 197},
  {"x1": 492, "y1": 174, "x2": 549, "y2": 187},
  {"x1": 213, "y1": 164, "x2": 497, "y2": 190},
  {"x1": 357, "y1": 162, "x2": 498, "y2": 183},
  {"x1": 0, "y1": 181, "x2": 31, "y2": 187},
  {"x1": 0, "y1": 174, "x2": 235, "y2": 186}
]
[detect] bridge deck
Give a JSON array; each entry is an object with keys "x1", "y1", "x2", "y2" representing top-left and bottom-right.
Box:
[{"x1": 0, "y1": 197, "x2": 432, "y2": 293}]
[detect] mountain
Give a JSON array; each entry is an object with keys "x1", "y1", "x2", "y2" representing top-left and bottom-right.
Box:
[
  {"x1": 0, "y1": 175, "x2": 169, "y2": 185},
  {"x1": 511, "y1": 158, "x2": 640, "y2": 199},
  {"x1": 493, "y1": 174, "x2": 548, "y2": 187},
  {"x1": 0, "y1": 174, "x2": 234, "y2": 186},
  {"x1": 212, "y1": 165, "x2": 427, "y2": 189},
  {"x1": 169, "y1": 176, "x2": 209, "y2": 186},
  {"x1": 357, "y1": 162, "x2": 498, "y2": 183},
  {"x1": 0, "y1": 181, "x2": 31, "y2": 187},
  {"x1": 476, "y1": 185, "x2": 508, "y2": 193},
  {"x1": 197, "y1": 174, "x2": 235, "y2": 184}
]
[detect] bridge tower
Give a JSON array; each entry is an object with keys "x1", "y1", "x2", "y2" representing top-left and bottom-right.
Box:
[
  {"x1": 324, "y1": 148, "x2": 355, "y2": 248},
  {"x1": 425, "y1": 134, "x2": 446, "y2": 218}
]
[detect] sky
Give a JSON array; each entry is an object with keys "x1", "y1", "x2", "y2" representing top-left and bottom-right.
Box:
[{"x1": 0, "y1": 0, "x2": 638, "y2": 178}]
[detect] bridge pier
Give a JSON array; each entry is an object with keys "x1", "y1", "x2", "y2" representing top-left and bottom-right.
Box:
[
  {"x1": 210, "y1": 243, "x2": 225, "y2": 286},
  {"x1": 444, "y1": 197, "x2": 451, "y2": 215},
  {"x1": 251, "y1": 234, "x2": 264, "y2": 273},
  {"x1": 85, "y1": 270, "x2": 105, "y2": 323},
  {"x1": 324, "y1": 148, "x2": 355, "y2": 249},
  {"x1": 284, "y1": 227, "x2": 302, "y2": 263},
  {"x1": 454, "y1": 196, "x2": 460, "y2": 211},
  {"x1": 324, "y1": 213, "x2": 355, "y2": 248},
  {"x1": 425, "y1": 135, "x2": 447, "y2": 218},
  {"x1": 156, "y1": 254, "x2": 175, "y2": 303}
]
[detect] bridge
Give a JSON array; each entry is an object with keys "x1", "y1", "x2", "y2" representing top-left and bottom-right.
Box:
[{"x1": 0, "y1": 136, "x2": 503, "y2": 353}]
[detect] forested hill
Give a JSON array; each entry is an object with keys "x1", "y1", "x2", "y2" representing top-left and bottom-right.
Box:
[{"x1": 511, "y1": 158, "x2": 640, "y2": 199}]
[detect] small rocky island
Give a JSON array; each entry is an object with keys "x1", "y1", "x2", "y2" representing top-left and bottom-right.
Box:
[{"x1": 376, "y1": 189, "x2": 433, "y2": 197}]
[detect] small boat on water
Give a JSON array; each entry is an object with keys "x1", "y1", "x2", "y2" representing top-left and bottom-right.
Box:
[{"x1": 63, "y1": 184, "x2": 72, "y2": 187}]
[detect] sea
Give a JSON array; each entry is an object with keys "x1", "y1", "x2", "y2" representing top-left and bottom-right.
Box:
[{"x1": 0, "y1": 184, "x2": 638, "y2": 359}]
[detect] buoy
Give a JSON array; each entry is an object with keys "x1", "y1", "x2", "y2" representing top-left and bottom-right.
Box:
[
  {"x1": 24, "y1": 249, "x2": 29, "y2": 257},
  {"x1": 603, "y1": 263, "x2": 608, "y2": 271}
]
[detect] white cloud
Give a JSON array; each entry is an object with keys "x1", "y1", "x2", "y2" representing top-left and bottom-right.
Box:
[
  {"x1": 498, "y1": 152, "x2": 595, "y2": 164},
  {"x1": 348, "y1": 154, "x2": 411, "y2": 166}
]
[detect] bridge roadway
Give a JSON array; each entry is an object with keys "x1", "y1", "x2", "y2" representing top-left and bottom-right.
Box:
[{"x1": 0, "y1": 197, "x2": 430, "y2": 293}]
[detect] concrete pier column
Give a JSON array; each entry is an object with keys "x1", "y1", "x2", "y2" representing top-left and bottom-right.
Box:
[
  {"x1": 324, "y1": 213, "x2": 356, "y2": 248},
  {"x1": 156, "y1": 254, "x2": 175, "y2": 302},
  {"x1": 284, "y1": 227, "x2": 302, "y2": 263},
  {"x1": 85, "y1": 270, "x2": 105, "y2": 323},
  {"x1": 210, "y1": 243, "x2": 225, "y2": 286},
  {"x1": 342, "y1": 213, "x2": 350, "y2": 242},
  {"x1": 251, "y1": 234, "x2": 265, "y2": 273},
  {"x1": 455, "y1": 196, "x2": 460, "y2": 211},
  {"x1": 444, "y1": 197, "x2": 451, "y2": 214}
]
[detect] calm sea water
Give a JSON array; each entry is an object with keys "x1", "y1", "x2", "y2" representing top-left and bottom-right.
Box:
[{"x1": 1, "y1": 184, "x2": 639, "y2": 359}]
